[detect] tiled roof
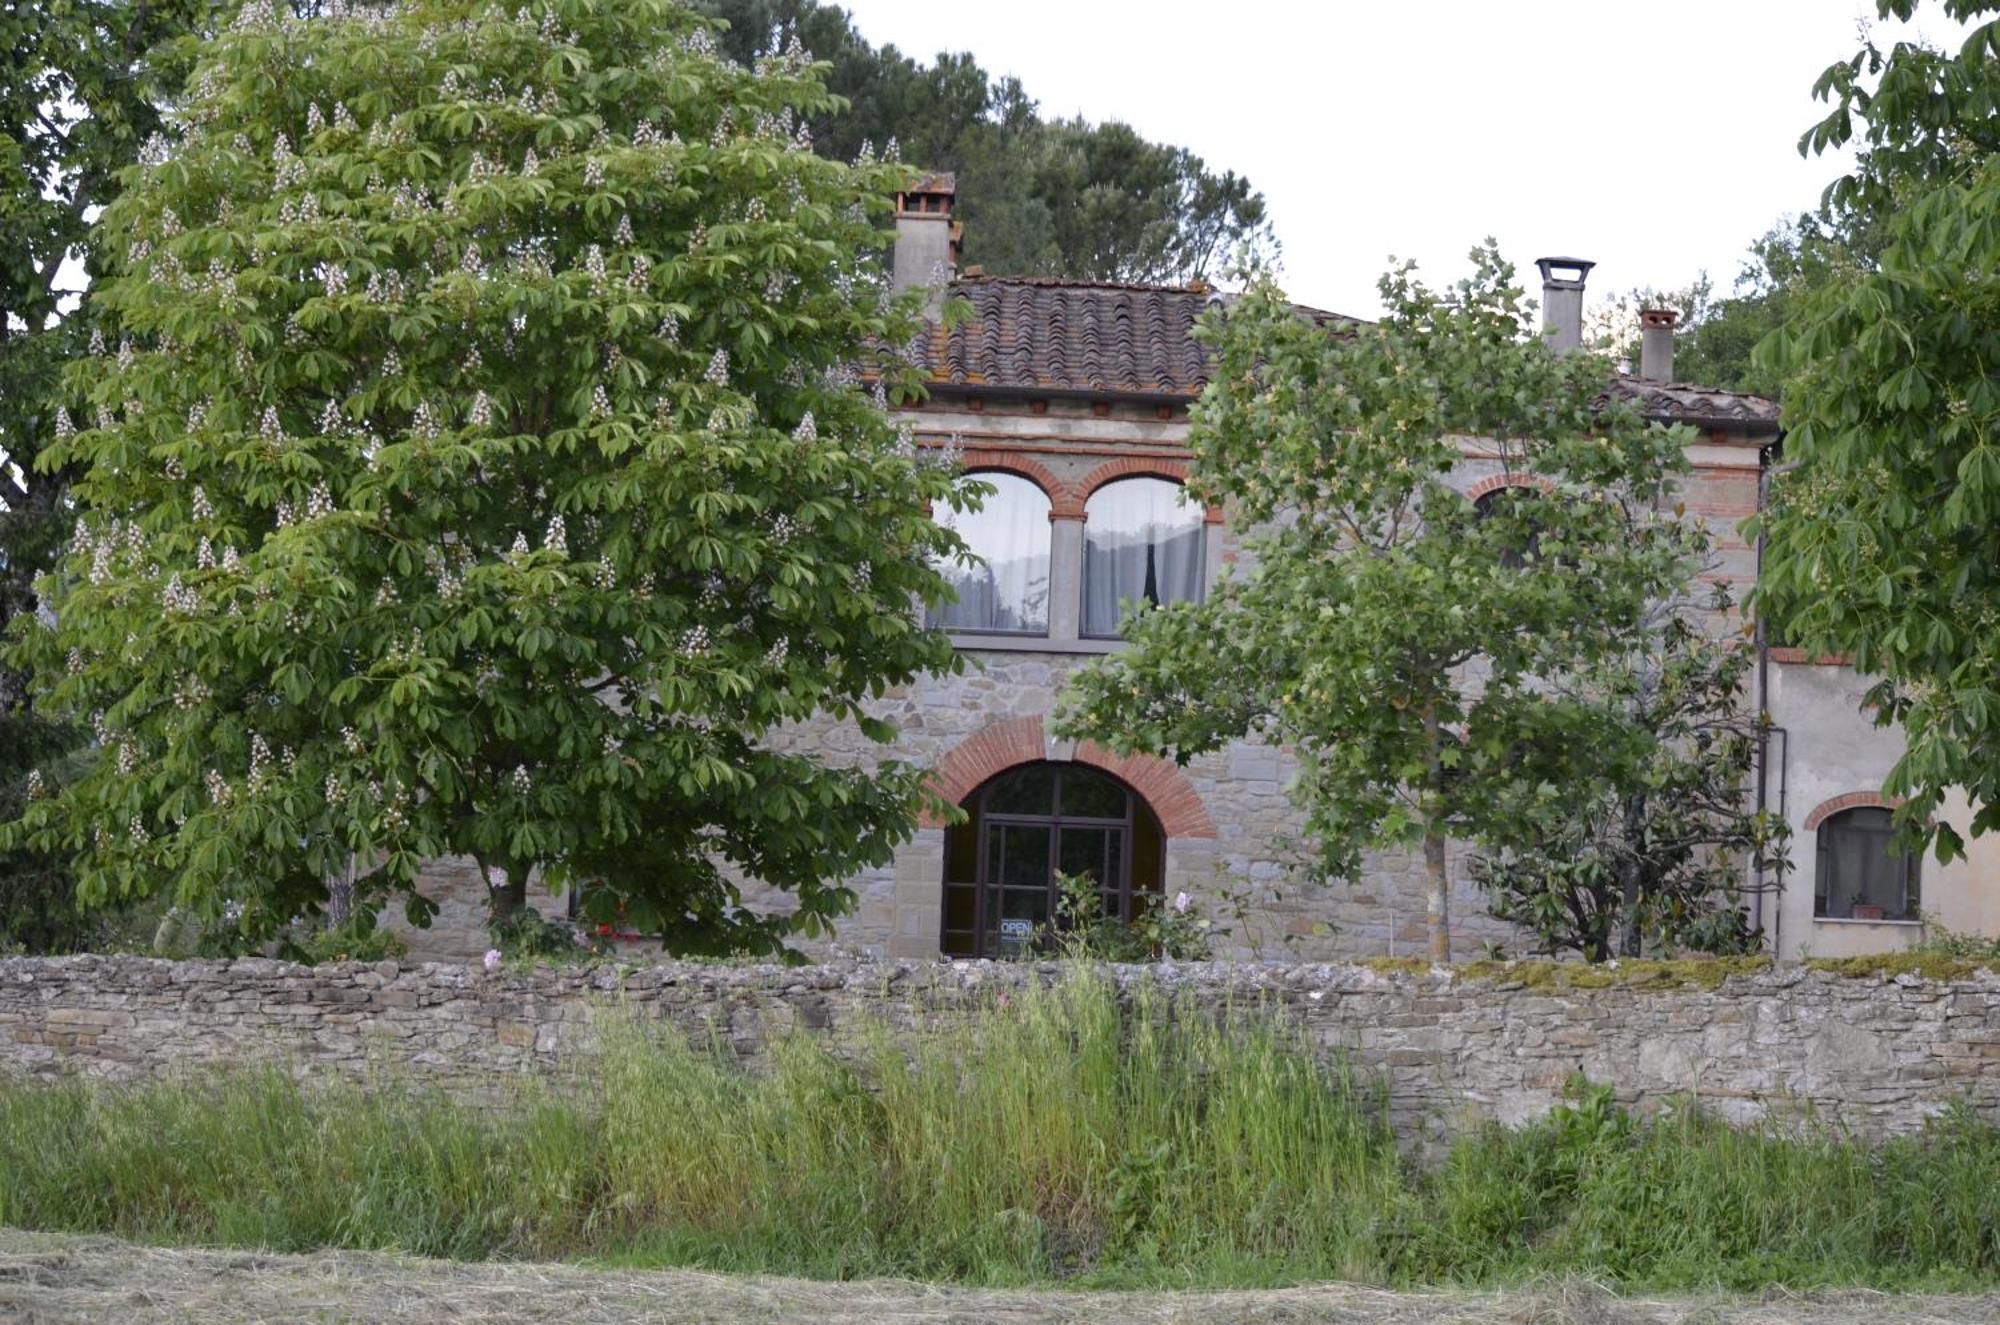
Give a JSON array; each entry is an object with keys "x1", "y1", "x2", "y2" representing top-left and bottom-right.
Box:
[
  {"x1": 919, "y1": 274, "x2": 1780, "y2": 433},
  {"x1": 924, "y1": 276, "x2": 1220, "y2": 397},
  {"x1": 1608, "y1": 376, "x2": 1782, "y2": 432}
]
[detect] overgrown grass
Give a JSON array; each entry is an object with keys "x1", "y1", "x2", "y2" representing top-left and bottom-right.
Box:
[{"x1": 1, "y1": 971, "x2": 1994, "y2": 1291}]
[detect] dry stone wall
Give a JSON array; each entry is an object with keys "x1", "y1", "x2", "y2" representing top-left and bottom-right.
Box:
[{"x1": 3, "y1": 956, "x2": 1996, "y2": 1146}]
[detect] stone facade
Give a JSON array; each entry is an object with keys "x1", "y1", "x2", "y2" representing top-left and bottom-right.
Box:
[
  {"x1": 4, "y1": 955, "x2": 1997, "y2": 1148},
  {"x1": 397, "y1": 192, "x2": 1993, "y2": 965}
]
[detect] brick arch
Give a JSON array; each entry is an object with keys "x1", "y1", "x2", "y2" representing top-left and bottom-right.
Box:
[
  {"x1": 1804, "y1": 790, "x2": 1906, "y2": 832},
  {"x1": 958, "y1": 453, "x2": 1081, "y2": 520},
  {"x1": 920, "y1": 715, "x2": 1217, "y2": 838},
  {"x1": 1465, "y1": 473, "x2": 1557, "y2": 502},
  {"x1": 1078, "y1": 457, "x2": 1224, "y2": 525}
]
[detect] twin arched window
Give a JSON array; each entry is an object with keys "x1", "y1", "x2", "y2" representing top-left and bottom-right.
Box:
[{"x1": 929, "y1": 472, "x2": 1204, "y2": 637}]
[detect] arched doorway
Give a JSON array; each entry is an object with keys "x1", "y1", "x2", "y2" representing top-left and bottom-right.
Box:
[{"x1": 940, "y1": 761, "x2": 1165, "y2": 958}]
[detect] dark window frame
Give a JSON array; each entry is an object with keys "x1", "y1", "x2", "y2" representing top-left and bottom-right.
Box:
[
  {"x1": 1813, "y1": 806, "x2": 1921, "y2": 922},
  {"x1": 940, "y1": 763, "x2": 1162, "y2": 959}
]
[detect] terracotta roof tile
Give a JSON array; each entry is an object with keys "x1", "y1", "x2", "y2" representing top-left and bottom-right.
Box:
[{"x1": 924, "y1": 274, "x2": 1780, "y2": 432}]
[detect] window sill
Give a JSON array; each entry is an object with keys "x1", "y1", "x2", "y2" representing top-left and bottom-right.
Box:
[
  {"x1": 1811, "y1": 916, "x2": 1923, "y2": 926},
  {"x1": 949, "y1": 634, "x2": 1126, "y2": 655}
]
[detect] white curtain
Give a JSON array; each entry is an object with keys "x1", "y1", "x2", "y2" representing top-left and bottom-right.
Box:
[
  {"x1": 1082, "y1": 478, "x2": 1205, "y2": 637},
  {"x1": 929, "y1": 472, "x2": 1051, "y2": 633}
]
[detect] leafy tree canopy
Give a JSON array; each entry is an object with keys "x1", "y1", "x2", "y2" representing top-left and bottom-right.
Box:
[
  {"x1": 1056, "y1": 247, "x2": 1705, "y2": 961},
  {"x1": 1754, "y1": 0, "x2": 2000, "y2": 860},
  {"x1": 3, "y1": 0, "x2": 971, "y2": 956},
  {"x1": 1, "y1": 0, "x2": 222, "y2": 949},
  {"x1": 1475, "y1": 587, "x2": 1787, "y2": 962},
  {"x1": 699, "y1": 0, "x2": 1275, "y2": 284}
]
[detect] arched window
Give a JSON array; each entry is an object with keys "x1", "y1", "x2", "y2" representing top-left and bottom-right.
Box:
[
  {"x1": 1082, "y1": 477, "x2": 1204, "y2": 637},
  {"x1": 1814, "y1": 806, "x2": 1920, "y2": 921},
  {"x1": 1473, "y1": 485, "x2": 1545, "y2": 569},
  {"x1": 928, "y1": 472, "x2": 1051, "y2": 635},
  {"x1": 939, "y1": 762, "x2": 1165, "y2": 958}
]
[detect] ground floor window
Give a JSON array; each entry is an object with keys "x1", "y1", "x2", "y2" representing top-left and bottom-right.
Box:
[
  {"x1": 1814, "y1": 805, "x2": 1920, "y2": 921},
  {"x1": 940, "y1": 762, "x2": 1164, "y2": 958}
]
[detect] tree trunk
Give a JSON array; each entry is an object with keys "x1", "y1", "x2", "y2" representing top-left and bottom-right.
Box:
[
  {"x1": 328, "y1": 854, "x2": 356, "y2": 928},
  {"x1": 480, "y1": 858, "x2": 526, "y2": 927},
  {"x1": 1421, "y1": 703, "x2": 1450, "y2": 964},
  {"x1": 1617, "y1": 793, "x2": 1646, "y2": 959},
  {"x1": 1424, "y1": 827, "x2": 1451, "y2": 964}
]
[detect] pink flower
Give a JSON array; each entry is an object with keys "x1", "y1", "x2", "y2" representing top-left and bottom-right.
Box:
[
  {"x1": 1173, "y1": 892, "x2": 1191, "y2": 915},
  {"x1": 482, "y1": 949, "x2": 502, "y2": 972}
]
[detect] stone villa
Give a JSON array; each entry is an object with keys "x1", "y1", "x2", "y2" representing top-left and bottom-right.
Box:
[{"x1": 403, "y1": 174, "x2": 1998, "y2": 964}]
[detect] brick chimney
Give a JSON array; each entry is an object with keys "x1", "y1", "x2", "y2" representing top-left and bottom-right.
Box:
[
  {"x1": 1536, "y1": 256, "x2": 1594, "y2": 354},
  {"x1": 892, "y1": 172, "x2": 960, "y2": 311},
  {"x1": 1638, "y1": 306, "x2": 1679, "y2": 383}
]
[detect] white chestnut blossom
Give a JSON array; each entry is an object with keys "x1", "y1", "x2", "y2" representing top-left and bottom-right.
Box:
[{"x1": 162, "y1": 574, "x2": 200, "y2": 615}]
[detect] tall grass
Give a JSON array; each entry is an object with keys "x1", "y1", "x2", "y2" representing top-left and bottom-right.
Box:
[{"x1": 0, "y1": 970, "x2": 1993, "y2": 1291}]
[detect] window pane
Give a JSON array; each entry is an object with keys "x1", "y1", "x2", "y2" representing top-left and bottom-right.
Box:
[
  {"x1": 1473, "y1": 486, "x2": 1544, "y2": 568},
  {"x1": 1816, "y1": 807, "x2": 1920, "y2": 920},
  {"x1": 1059, "y1": 826, "x2": 1114, "y2": 884},
  {"x1": 986, "y1": 765, "x2": 1056, "y2": 815},
  {"x1": 1059, "y1": 766, "x2": 1127, "y2": 819},
  {"x1": 1082, "y1": 478, "x2": 1205, "y2": 637},
  {"x1": 929, "y1": 472, "x2": 1051, "y2": 634}
]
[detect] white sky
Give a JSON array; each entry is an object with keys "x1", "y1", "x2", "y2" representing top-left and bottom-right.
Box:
[{"x1": 838, "y1": 0, "x2": 1968, "y2": 317}]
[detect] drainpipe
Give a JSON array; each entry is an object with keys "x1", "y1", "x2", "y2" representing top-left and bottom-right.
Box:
[{"x1": 1753, "y1": 438, "x2": 1777, "y2": 951}]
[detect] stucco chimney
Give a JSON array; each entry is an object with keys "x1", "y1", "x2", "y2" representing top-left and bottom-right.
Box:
[
  {"x1": 1536, "y1": 256, "x2": 1594, "y2": 354},
  {"x1": 1638, "y1": 306, "x2": 1679, "y2": 383},
  {"x1": 891, "y1": 172, "x2": 960, "y2": 309}
]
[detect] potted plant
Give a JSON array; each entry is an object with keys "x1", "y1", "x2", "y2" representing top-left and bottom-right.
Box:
[{"x1": 1851, "y1": 903, "x2": 1887, "y2": 921}]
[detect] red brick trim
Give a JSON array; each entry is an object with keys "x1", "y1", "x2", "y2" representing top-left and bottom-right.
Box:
[
  {"x1": 1465, "y1": 473, "x2": 1557, "y2": 502},
  {"x1": 919, "y1": 716, "x2": 1217, "y2": 838},
  {"x1": 955, "y1": 454, "x2": 1082, "y2": 518},
  {"x1": 1077, "y1": 457, "x2": 1222, "y2": 526},
  {"x1": 1768, "y1": 647, "x2": 1853, "y2": 667},
  {"x1": 1804, "y1": 791, "x2": 1905, "y2": 833},
  {"x1": 1078, "y1": 456, "x2": 1190, "y2": 499},
  {"x1": 1075, "y1": 741, "x2": 1218, "y2": 839}
]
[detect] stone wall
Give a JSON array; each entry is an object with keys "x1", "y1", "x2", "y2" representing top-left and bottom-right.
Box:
[{"x1": 4, "y1": 955, "x2": 1996, "y2": 1146}]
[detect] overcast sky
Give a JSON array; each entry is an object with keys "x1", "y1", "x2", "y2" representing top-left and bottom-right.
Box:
[{"x1": 838, "y1": 0, "x2": 1967, "y2": 318}]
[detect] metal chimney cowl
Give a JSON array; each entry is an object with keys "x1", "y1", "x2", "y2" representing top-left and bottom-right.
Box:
[{"x1": 1536, "y1": 256, "x2": 1593, "y2": 355}]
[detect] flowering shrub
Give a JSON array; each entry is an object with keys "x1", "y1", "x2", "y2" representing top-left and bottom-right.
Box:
[
  {"x1": 2, "y1": 0, "x2": 974, "y2": 957},
  {"x1": 487, "y1": 904, "x2": 605, "y2": 965},
  {"x1": 1036, "y1": 871, "x2": 1217, "y2": 962}
]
